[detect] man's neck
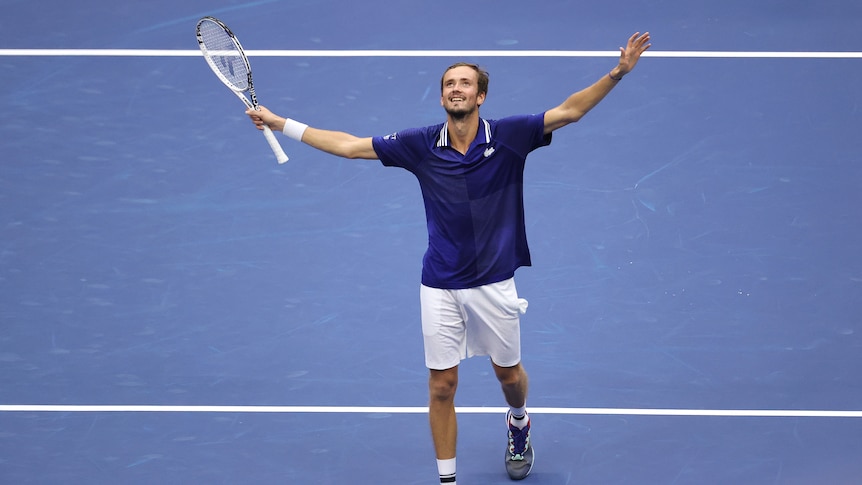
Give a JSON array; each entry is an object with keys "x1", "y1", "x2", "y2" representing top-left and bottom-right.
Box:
[{"x1": 446, "y1": 113, "x2": 480, "y2": 155}]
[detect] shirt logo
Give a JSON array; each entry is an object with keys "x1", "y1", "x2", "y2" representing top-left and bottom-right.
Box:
[
  {"x1": 384, "y1": 132, "x2": 397, "y2": 140},
  {"x1": 483, "y1": 146, "x2": 495, "y2": 157}
]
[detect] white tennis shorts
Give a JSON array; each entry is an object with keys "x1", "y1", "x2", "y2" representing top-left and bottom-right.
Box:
[{"x1": 420, "y1": 277, "x2": 529, "y2": 370}]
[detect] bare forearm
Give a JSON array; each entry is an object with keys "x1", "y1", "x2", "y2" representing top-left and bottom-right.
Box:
[
  {"x1": 559, "y1": 73, "x2": 620, "y2": 122},
  {"x1": 543, "y1": 32, "x2": 651, "y2": 134},
  {"x1": 300, "y1": 126, "x2": 377, "y2": 159},
  {"x1": 247, "y1": 107, "x2": 377, "y2": 159}
]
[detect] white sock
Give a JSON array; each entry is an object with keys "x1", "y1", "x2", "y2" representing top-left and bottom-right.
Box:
[
  {"x1": 509, "y1": 405, "x2": 527, "y2": 418},
  {"x1": 509, "y1": 406, "x2": 528, "y2": 429},
  {"x1": 437, "y1": 457, "x2": 456, "y2": 484}
]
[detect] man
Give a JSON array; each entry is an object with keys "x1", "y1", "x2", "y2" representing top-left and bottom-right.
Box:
[{"x1": 247, "y1": 32, "x2": 651, "y2": 483}]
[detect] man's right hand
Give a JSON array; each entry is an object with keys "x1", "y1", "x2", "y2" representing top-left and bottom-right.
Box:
[{"x1": 246, "y1": 106, "x2": 286, "y2": 133}]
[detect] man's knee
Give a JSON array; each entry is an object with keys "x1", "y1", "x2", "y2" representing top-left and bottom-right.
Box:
[
  {"x1": 428, "y1": 367, "x2": 458, "y2": 401},
  {"x1": 493, "y1": 362, "x2": 526, "y2": 387}
]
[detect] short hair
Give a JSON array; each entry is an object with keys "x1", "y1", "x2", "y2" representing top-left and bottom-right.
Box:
[{"x1": 440, "y1": 62, "x2": 489, "y2": 96}]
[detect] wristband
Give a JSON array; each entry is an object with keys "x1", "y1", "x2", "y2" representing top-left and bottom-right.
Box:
[
  {"x1": 608, "y1": 72, "x2": 623, "y2": 82},
  {"x1": 282, "y1": 118, "x2": 309, "y2": 141}
]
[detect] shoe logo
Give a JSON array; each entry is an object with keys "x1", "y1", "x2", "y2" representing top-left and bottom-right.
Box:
[{"x1": 483, "y1": 146, "x2": 495, "y2": 157}]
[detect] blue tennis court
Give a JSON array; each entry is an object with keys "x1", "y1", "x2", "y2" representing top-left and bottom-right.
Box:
[{"x1": 2, "y1": 1, "x2": 861, "y2": 483}]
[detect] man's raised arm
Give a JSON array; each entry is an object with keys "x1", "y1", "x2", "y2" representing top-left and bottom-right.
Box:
[
  {"x1": 543, "y1": 32, "x2": 651, "y2": 134},
  {"x1": 247, "y1": 106, "x2": 378, "y2": 160}
]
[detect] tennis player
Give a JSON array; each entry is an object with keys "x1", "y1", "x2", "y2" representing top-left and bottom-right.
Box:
[{"x1": 248, "y1": 32, "x2": 650, "y2": 483}]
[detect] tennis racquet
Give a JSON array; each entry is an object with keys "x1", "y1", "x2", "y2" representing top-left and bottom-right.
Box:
[{"x1": 196, "y1": 16, "x2": 289, "y2": 164}]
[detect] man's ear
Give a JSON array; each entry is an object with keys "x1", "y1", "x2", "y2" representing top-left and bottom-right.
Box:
[{"x1": 477, "y1": 92, "x2": 486, "y2": 106}]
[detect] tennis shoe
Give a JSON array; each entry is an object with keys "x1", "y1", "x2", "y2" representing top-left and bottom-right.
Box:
[{"x1": 505, "y1": 411, "x2": 534, "y2": 480}]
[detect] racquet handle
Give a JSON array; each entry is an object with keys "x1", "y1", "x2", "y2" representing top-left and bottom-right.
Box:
[{"x1": 262, "y1": 125, "x2": 289, "y2": 163}]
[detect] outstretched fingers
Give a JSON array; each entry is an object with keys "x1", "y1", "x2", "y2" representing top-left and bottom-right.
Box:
[
  {"x1": 632, "y1": 31, "x2": 651, "y2": 52},
  {"x1": 618, "y1": 32, "x2": 651, "y2": 74}
]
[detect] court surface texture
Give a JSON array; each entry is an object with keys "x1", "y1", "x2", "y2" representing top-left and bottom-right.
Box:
[{"x1": 1, "y1": 1, "x2": 861, "y2": 483}]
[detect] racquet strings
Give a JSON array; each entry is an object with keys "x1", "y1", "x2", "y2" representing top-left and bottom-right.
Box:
[{"x1": 198, "y1": 20, "x2": 249, "y2": 91}]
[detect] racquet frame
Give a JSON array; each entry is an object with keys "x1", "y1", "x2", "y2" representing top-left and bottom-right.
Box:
[{"x1": 196, "y1": 16, "x2": 289, "y2": 164}]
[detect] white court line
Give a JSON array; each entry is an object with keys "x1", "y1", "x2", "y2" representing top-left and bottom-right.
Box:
[
  {"x1": 0, "y1": 49, "x2": 861, "y2": 58},
  {"x1": 1, "y1": 405, "x2": 861, "y2": 418}
]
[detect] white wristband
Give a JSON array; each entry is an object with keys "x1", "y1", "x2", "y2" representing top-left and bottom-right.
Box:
[{"x1": 282, "y1": 118, "x2": 308, "y2": 141}]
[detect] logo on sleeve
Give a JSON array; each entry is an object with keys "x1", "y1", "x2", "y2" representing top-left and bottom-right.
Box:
[{"x1": 384, "y1": 132, "x2": 398, "y2": 140}]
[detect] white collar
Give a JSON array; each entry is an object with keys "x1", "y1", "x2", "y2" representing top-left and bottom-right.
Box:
[{"x1": 436, "y1": 118, "x2": 492, "y2": 148}]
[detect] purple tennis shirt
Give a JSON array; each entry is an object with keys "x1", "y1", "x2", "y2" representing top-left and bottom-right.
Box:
[{"x1": 372, "y1": 113, "x2": 551, "y2": 289}]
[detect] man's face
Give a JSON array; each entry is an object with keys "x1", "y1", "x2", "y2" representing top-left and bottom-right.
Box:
[{"x1": 440, "y1": 66, "x2": 486, "y2": 120}]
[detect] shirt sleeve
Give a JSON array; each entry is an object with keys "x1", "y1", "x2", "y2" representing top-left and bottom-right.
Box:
[
  {"x1": 495, "y1": 113, "x2": 552, "y2": 158},
  {"x1": 372, "y1": 127, "x2": 427, "y2": 171}
]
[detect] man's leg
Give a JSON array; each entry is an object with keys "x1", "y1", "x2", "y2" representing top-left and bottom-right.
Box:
[
  {"x1": 429, "y1": 366, "x2": 459, "y2": 483},
  {"x1": 493, "y1": 362, "x2": 528, "y2": 409}
]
